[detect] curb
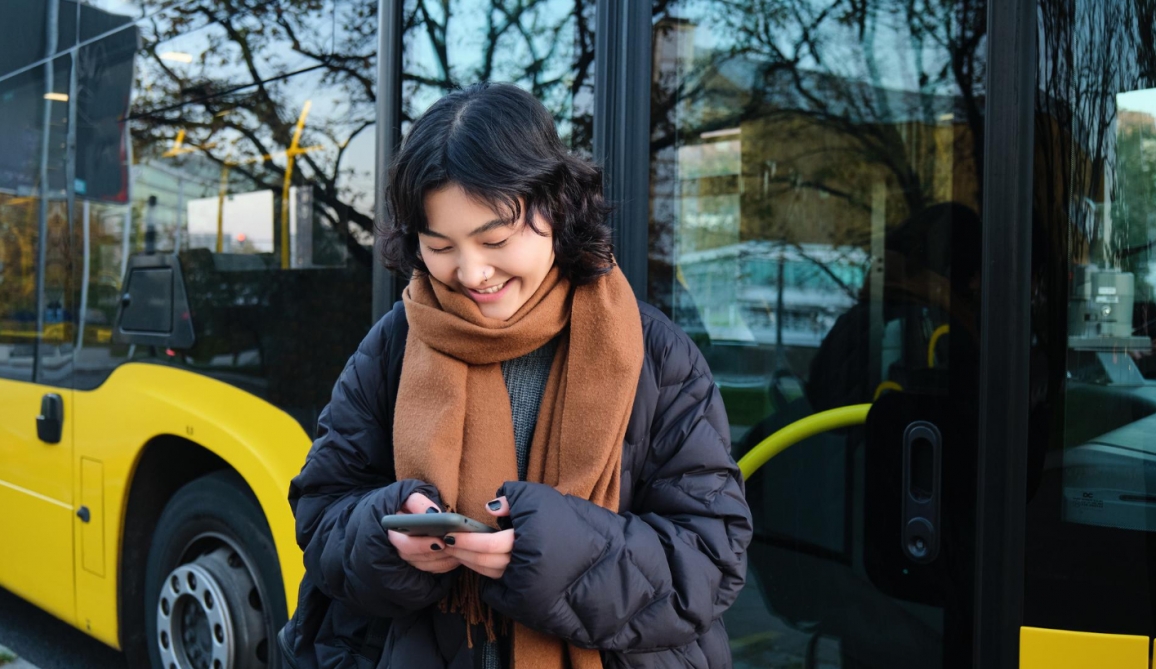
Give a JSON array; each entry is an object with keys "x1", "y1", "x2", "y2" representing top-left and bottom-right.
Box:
[{"x1": 0, "y1": 643, "x2": 40, "y2": 669}]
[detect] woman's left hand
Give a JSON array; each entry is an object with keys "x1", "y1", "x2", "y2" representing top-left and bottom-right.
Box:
[{"x1": 442, "y1": 496, "x2": 514, "y2": 579}]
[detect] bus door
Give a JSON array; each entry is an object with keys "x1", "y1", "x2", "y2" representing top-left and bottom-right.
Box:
[
  {"x1": 644, "y1": 1, "x2": 1021, "y2": 667},
  {"x1": 1023, "y1": 0, "x2": 1156, "y2": 665},
  {"x1": 0, "y1": 52, "x2": 77, "y2": 625}
]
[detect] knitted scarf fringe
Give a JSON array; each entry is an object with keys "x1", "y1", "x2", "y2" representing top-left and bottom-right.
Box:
[{"x1": 439, "y1": 571, "x2": 509, "y2": 648}]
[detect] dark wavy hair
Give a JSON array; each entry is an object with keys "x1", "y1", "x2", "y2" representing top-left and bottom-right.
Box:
[{"x1": 377, "y1": 82, "x2": 614, "y2": 285}]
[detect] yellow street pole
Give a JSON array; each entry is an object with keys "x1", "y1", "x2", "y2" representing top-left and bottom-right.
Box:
[{"x1": 281, "y1": 101, "x2": 312, "y2": 269}]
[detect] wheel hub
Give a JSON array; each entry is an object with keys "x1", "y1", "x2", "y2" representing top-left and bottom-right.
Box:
[{"x1": 156, "y1": 545, "x2": 267, "y2": 669}]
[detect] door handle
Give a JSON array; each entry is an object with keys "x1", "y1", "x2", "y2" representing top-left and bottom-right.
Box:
[
  {"x1": 902, "y1": 421, "x2": 941, "y2": 563},
  {"x1": 37, "y1": 393, "x2": 64, "y2": 444}
]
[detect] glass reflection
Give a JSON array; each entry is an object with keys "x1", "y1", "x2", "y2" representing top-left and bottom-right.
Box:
[
  {"x1": 401, "y1": 0, "x2": 595, "y2": 153},
  {"x1": 0, "y1": 1, "x2": 79, "y2": 75},
  {"x1": 0, "y1": 56, "x2": 74, "y2": 384},
  {"x1": 78, "y1": 0, "x2": 187, "y2": 40},
  {"x1": 649, "y1": 1, "x2": 986, "y2": 667},
  {"x1": 1026, "y1": 0, "x2": 1156, "y2": 638},
  {"x1": 46, "y1": 0, "x2": 380, "y2": 431}
]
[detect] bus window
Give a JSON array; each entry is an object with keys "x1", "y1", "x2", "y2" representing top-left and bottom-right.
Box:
[
  {"x1": 648, "y1": 2, "x2": 986, "y2": 667},
  {"x1": 0, "y1": 56, "x2": 73, "y2": 385},
  {"x1": 1026, "y1": 0, "x2": 1156, "y2": 639},
  {"x1": 71, "y1": 1, "x2": 378, "y2": 432}
]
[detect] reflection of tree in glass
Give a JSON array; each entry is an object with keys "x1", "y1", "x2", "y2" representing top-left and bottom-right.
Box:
[
  {"x1": 1036, "y1": 0, "x2": 1156, "y2": 269},
  {"x1": 400, "y1": 0, "x2": 595, "y2": 153},
  {"x1": 649, "y1": 0, "x2": 987, "y2": 314},
  {"x1": 1033, "y1": 0, "x2": 1156, "y2": 368},
  {"x1": 1114, "y1": 108, "x2": 1156, "y2": 288},
  {"x1": 128, "y1": 0, "x2": 379, "y2": 265}
]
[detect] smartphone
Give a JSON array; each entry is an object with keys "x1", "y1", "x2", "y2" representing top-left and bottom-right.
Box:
[{"x1": 380, "y1": 512, "x2": 496, "y2": 537}]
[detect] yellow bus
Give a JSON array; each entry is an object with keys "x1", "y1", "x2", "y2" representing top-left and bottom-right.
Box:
[{"x1": 1, "y1": 1, "x2": 1155, "y2": 668}]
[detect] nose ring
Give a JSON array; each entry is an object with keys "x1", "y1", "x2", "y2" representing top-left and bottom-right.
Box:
[{"x1": 482, "y1": 269, "x2": 490, "y2": 283}]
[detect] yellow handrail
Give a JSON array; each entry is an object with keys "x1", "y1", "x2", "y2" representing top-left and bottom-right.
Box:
[
  {"x1": 927, "y1": 324, "x2": 950, "y2": 368},
  {"x1": 873, "y1": 380, "x2": 903, "y2": 400},
  {"x1": 738, "y1": 404, "x2": 872, "y2": 480}
]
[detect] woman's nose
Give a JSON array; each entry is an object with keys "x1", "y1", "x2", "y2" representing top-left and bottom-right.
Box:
[{"x1": 457, "y1": 257, "x2": 493, "y2": 286}]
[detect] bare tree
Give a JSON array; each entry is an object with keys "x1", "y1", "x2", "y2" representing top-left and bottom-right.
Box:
[
  {"x1": 127, "y1": 0, "x2": 595, "y2": 265},
  {"x1": 400, "y1": 0, "x2": 595, "y2": 151}
]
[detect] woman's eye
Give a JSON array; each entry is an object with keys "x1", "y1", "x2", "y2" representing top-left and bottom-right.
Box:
[
  {"x1": 426, "y1": 245, "x2": 453, "y2": 254},
  {"x1": 484, "y1": 238, "x2": 510, "y2": 249}
]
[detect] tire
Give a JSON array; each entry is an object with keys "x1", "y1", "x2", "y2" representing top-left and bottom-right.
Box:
[{"x1": 145, "y1": 470, "x2": 287, "y2": 669}]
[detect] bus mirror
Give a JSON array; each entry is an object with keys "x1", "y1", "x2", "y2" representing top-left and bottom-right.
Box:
[{"x1": 112, "y1": 254, "x2": 195, "y2": 349}]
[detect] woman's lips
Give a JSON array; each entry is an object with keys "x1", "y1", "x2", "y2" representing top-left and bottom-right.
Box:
[{"x1": 467, "y1": 278, "x2": 514, "y2": 303}]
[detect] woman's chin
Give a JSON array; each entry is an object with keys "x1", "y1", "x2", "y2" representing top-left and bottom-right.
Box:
[{"x1": 480, "y1": 302, "x2": 518, "y2": 321}]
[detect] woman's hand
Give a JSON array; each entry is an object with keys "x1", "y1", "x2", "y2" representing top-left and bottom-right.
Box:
[
  {"x1": 386, "y1": 491, "x2": 461, "y2": 574},
  {"x1": 443, "y1": 496, "x2": 514, "y2": 579}
]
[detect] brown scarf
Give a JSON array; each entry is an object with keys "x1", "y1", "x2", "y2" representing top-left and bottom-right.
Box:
[{"x1": 393, "y1": 265, "x2": 643, "y2": 669}]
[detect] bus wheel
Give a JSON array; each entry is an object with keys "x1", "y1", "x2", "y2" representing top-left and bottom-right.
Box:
[{"x1": 144, "y1": 471, "x2": 286, "y2": 669}]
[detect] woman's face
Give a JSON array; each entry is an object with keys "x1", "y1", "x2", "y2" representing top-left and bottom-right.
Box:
[{"x1": 419, "y1": 184, "x2": 556, "y2": 321}]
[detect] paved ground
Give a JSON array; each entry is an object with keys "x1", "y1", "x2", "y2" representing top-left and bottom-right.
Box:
[
  {"x1": 0, "y1": 641, "x2": 41, "y2": 669},
  {"x1": 725, "y1": 567, "x2": 842, "y2": 669},
  {"x1": 0, "y1": 587, "x2": 127, "y2": 669},
  {"x1": 0, "y1": 567, "x2": 836, "y2": 669}
]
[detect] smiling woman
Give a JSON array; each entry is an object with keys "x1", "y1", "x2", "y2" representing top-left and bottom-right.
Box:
[
  {"x1": 418, "y1": 186, "x2": 556, "y2": 321},
  {"x1": 282, "y1": 81, "x2": 752, "y2": 669}
]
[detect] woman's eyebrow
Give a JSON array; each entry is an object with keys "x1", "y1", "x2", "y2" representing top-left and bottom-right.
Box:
[
  {"x1": 419, "y1": 218, "x2": 512, "y2": 240},
  {"x1": 468, "y1": 218, "x2": 515, "y2": 237}
]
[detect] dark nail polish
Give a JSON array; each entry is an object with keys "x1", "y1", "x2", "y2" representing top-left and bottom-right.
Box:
[
  {"x1": 426, "y1": 507, "x2": 439, "y2": 514},
  {"x1": 430, "y1": 543, "x2": 441, "y2": 551},
  {"x1": 443, "y1": 535, "x2": 456, "y2": 546},
  {"x1": 487, "y1": 499, "x2": 502, "y2": 511}
]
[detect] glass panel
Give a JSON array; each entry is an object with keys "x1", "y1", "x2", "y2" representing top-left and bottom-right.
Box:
[
  {"x1": 79, "y1": 0, "x2": 187, "y2": 41},
  {"x1": 0, "y1": 55, "x2": 73, "y2": 383},
  {"x1": 77, "y1": 0, "x2": 135, "y2": 44},
  {"x1": 1025, "y1": 0, "x2": 1156, "y2": 637},
  {"x1": 401, "y1": 0, "x2": 595, "y2": 154},
  {"x1": 648, "y1": 2, "x2": 987, "y2": 667},
  {"x1": 71, "y1": 1, "x2": 378, "y2": 431},
  {"x1": 0, "y1": 1, "x2": 78, "y2": 77}
]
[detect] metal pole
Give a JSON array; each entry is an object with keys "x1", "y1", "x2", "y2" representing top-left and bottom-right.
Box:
[
  {"x1": 972, "y1": 0, "x2": 1035, "y2": 665},
  {"x1": 76, "y1": 201, "x2": 90, "y2": 352},
  {"x1": 144, "y1": 194, "x2": 157, "y2": 254},
  {"x1": 372, "y1": 0, "x2": 403, "y2": 322},
  {"x1": 775, "y1": 250, "x2": 785, "y2": 370},
  {"x1": 68, "y1": 43, "x2": 81, "y2": 354},
  {"x1": 120, "y1": 129, "x2": 134, "y2": 279},
  {"x1": 33, "y1": 0, "x2": 61, "y2": 383},
  {"x1": 174, "y1": 176, "x2": 184, "y2": 254},
  {"x1": 593, "y1": 0, "x2": 652, "y2": 299}
]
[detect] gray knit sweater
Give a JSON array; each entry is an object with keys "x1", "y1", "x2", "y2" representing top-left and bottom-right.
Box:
[{"x1": 483, "y1": 338, "x2": 558, "y2": 669}]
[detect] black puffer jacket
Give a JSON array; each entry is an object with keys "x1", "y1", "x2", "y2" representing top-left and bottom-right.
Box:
[{"x1": 282, "y1": 300, "x2": 752, "y2": 669}]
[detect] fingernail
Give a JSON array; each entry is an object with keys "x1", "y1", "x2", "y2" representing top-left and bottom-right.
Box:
[
  {"x1": 443, "y1": 535, "x2": 456, "y2": 546},
  {"x1": 430, "y1": 543, "x2": 442, "y2": 551},
  {"x1": 487, "y1": 499, "x2": 502, "y2": 511},
  {"x1": 426, "y1": 507, "x2": 439, "y2": 514}
]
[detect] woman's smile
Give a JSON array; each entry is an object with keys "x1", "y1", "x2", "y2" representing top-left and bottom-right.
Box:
[{"x1": 467, "y1": 278, "x2": 515, "y2": 303}]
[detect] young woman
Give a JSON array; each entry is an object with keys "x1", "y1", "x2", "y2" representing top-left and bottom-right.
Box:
[{"x1": 281, "y1": 82, "x2": 752, "y2": 669}]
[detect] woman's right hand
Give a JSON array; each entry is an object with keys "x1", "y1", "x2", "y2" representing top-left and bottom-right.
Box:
[{"x1": 386, "y1": 491, "x2": 461, "y2": 574}]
